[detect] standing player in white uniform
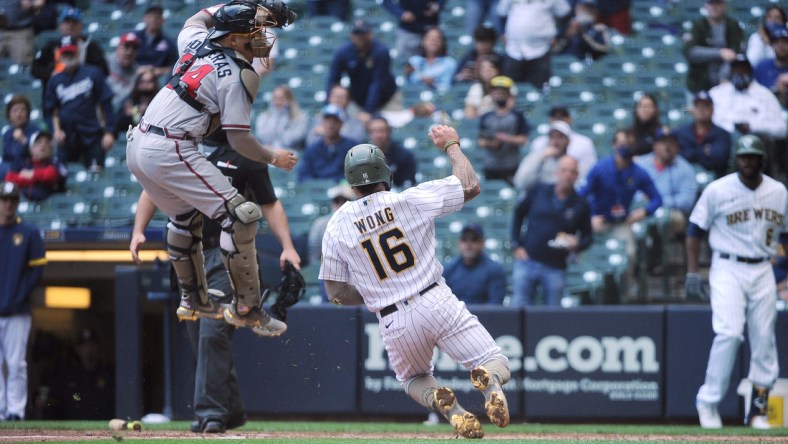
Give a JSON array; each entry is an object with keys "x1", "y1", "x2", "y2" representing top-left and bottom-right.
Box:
[
  {"x1": 320, "y1": 125, "x2": 511, "y2": 439},
  {"x1": 686, "y1": 135, "x2": 788, "y2": 429},
  {"x1": 126, "y1": 1, "x2": 298, "y2": 336}
]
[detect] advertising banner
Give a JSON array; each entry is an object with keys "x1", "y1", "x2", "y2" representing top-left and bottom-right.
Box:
[{"x1": 523, "y1": 306, "x2": 664, "y2": 419}]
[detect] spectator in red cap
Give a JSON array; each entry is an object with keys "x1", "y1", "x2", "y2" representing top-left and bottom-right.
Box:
[{"x1": 107, "y1": 32, "x2": 141, "y2": 112}]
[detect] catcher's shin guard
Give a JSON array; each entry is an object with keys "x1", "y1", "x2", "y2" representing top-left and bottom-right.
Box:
[
  {"x1": 167, "y1": 213, "x2": 220, "y2": 320},
  {"x1": 221, "y1": 195, "x2": 263, "y2": 308},
  {"x1": 432, "y1": 387, "x2": 483, "y2": 439}
]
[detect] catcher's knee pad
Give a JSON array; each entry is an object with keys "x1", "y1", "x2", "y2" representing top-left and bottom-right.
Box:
[
  {"x1": 480, "y1": 357, "x2": 511, "y2": 385},
  {"x1": 167, "y1": 211, "x2": 209, "y2": 305},
  {"x1": 221, "y1": 195, "x2": 263, "y2": 308},
  {"x1": 404, "y1": 374, "x2": 440, "y2": 410}
]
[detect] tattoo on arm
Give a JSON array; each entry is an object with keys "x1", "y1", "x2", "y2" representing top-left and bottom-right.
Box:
[{"x1": 446, "y1": 145, "x2": 480, "y2": 202}]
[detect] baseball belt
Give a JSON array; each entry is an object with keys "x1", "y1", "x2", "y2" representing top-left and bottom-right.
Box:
[
  {"x1": 138, "y1": 120, "x2": 194, "y2": 141},
  {"x1": 380, "y1": 282, "x2": 438, "y2": 318},
  {"x1": 717, "y1": 252, "x2": 766, "y2": 264}
]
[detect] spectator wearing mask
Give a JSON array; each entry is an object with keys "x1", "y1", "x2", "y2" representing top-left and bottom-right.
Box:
[
  {"x1": 477, "y1": 75, "x2": 529, "y2": 184},
  {"x1": 674, "y1": 91, "x2": 732, "y2": 179},
  {"x1": 754, "y1": 24, "x2": 788, "y2": 106},
  {"x1": 443, "y1": 223, "x2": 506, "y2": 305},
  {"x1": 113, "y1": 67, "x2": 158, "y2": 137},
  {"x1": 555, "y1": 0, "x2": 610, "y2": 62},
  {"x1": 747, "y1": 5, "x2": 786, "y2": 67}
]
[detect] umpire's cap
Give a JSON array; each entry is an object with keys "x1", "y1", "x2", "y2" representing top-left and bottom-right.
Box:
[
  {"x1": 735, "y1": 135, "x2": 766, "y2": 157},
  {"x1": 0, "y1": 181, "x2": 19, "y2": 199},
  {"x1": 344, "y1": 144, "x2": 392, "y2": 189}
]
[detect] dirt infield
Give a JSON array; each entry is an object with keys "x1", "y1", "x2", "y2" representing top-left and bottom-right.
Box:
[{"x1": 2, "y1": 429, "x2": 788, "y2": 442}]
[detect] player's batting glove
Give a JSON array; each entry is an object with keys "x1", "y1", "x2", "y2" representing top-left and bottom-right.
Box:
[{"x1": 685, "y1": 273, "x2": 707, "y2": 301}]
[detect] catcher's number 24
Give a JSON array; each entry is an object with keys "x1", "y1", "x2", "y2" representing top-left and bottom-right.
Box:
[{"x1": 360, "y1": 227, "x2": 416, "y2": 280}]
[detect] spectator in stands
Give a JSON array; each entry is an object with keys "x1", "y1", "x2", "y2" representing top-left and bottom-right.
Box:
[
  {"x1": 514, "y1": 120, "x2": 571, "y2": 193},
  {"x1": 133, "y1": 3, "x2": 178, "y2": 81},
  {"x1": 308, "y1": 84, "x2": 367, "y2": 146},
  {"x1": 631, "y1": 93, "x2": 663, "y2": 156},
  {"x1": 464, "y1": 0, "x2": 502, "y2": 36},
  {"x1": 308, "y1": 183, "x2": 354, "y2": 267},
  {"x1": 754, "y1": 24, "x2": 788, "y2": 106},
  {"x1": 405, "y1": 27, "x2": 457, "y2": 93},
  {"x1": 380, "y1": 102, "x2": 438, "y2": 129},
  {"x1": 453, "y1": 25, "x2": 500, "y2": 84},
  {"x1": 674, "y1": 91, "x2": 732, "y2": 179},
  {"x1": 579, "y1": 129, "x2": 662, "y2": 301},
  {"x1": 511, "y1": 155, "x2": 592, "y2": 307},
  {"x1": 497, "y1": 0, "x2": 571, "y2": 88},
  {"x1": 113, "y1": 67, "x2": 158, "y2": 137},
  {"x1": 463, "y1": 55, "x2": 512, "y2": 119},
  {"x1": 106, "y1": 32, "x2": 140, "y2": 112},
  {"x1": 5, "y1": 131, "x2": 66, "y2": 202},
  {"x1": 306, "y1": 0, "x2": 351, "y2": 20},
  {"x1": 683, "y1": 0, "x2": 745, "y2": 94},
  {"x1": 525, "y1": 105, "x2": 597, "y2": 183},
  {"x1": 596, "y1": 0, "x2": 631, "y2": 35},
  {"x1": 0, "y1": 0, "x2": 38, "y2": 65},
  {"x1": 297, "y1": 105, "x2": 358, "y2": 183},
  {"x1": 634, "y1": 129, "x2": 698, "y2": 275},
  {"x1": 746, "y1": 5, "x2": 786, "y2": 67},
  {"x1": 555, "y1": 0, "x2": 610, "y2": 62},
  {"x1": 31, "y1": 7, "x2": 109, "y2": 95},
  {"x1": 366, "y1": 116, "x2": 417, "y2": 189},
  {"x1": 326, "y1": 20, "x2": 400, "y2": 123},
  {"x1": 1, "y1": 95, "x2": 43, "y2": 180},
  {"x1": 477, "y1": 75, "x2": 529, "y2": 184},
  {"x1": 254, "y1": 85, "x2": 309, "y2": 152},
  {"x1": 382, "y1": 0, "x2": 445, "y2": 61},
  {"x1": 43, "y1": 36, "x2": 115, "y2": 172},
  {"x1": 443, "y1": 223, "x2": 506, "y2": 305},
  {"x1": 709, "y1": 55, "x2": 787, "y2": 140}
]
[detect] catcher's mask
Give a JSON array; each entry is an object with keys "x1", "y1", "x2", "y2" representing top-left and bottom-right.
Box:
[
  {"x1": 210, "y1": 2, "x2": 278, "y2": 59},
  {"x1": 344, "y1": 143, "x2": 392, "y2": 190}
]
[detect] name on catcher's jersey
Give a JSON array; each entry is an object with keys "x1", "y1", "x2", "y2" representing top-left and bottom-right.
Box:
[
  {"x1": 689, "y1": 173, "x2": 788, "y2": 257},
  {"x1": 319, "y1": 176, "x2": 465, "y2": 311},
  {"x1": 142, "y1": 25, "x2": 254, "y2": 137}
]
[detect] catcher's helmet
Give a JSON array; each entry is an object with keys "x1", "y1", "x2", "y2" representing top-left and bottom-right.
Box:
[
  {"x1": 735, "y1": 135, "x2": 766, "y2": 157},
  {"x1": 344, "y1": 143, "x2": 392, "y2": 189},
  {"x1": 209, "y1": 2, "x2": 266, "y2": 40}
]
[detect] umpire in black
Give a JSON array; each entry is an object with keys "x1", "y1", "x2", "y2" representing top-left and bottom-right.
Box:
[{"x1": 130, "y1": 130, "x2": 301, "y2": 433}]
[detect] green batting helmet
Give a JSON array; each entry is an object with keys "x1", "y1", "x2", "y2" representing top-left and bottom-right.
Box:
[
  {"x1": 344, "y1": 143, "x2": 392, "y2": 188},
  {"x1": 735, "y1": 135, "x2": 766, "y2": 157}
]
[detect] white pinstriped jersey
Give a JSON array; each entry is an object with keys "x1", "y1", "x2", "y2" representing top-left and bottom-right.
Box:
[
  {"x1": 689, "y1": 173, "x2": 787, "y2": 257},
  {"x1": 142, "y1": 25, "x2": 255, "y2": 137},
  {"x1": 320, "y1": 176, "x2": 464, "y2": 312}
]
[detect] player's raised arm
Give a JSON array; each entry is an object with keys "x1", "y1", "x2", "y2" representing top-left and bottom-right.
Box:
[{"x1": 429, "y1": 125, "x2": 480, "y2": 202}]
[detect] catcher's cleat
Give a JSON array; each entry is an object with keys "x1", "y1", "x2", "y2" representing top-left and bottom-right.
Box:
[
  {"x1": 176, "y1": 289, "x2": 225, "y2": 321},
  {"x1": 471, "y1": 366, "x2": 510, "y2": 428},
  {"x1": 223, "y1": 303, "x2": 287, "y2": 337},
  {"x1": 433, "y1": 387, "x2": 484, "y2": 439}
]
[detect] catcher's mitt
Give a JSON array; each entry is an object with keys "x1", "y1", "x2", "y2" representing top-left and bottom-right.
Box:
[{"x1": 268, "y1": 261, "x2": 305, "y2": 321}]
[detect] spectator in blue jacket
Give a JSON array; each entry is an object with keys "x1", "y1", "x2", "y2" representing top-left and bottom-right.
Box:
[
  {"x1": 511, "y1": 156, "x2": 592, "y2": 306},
  {"x1": 133, "y1": 4, "x2": 178, "y2": 81},
  {"x1": 405, "y1": 27, "x2": 457, "y2": 92},
  {"x1": 1, "y1": 95, "x2": 44, "y2": 180},
  {"x1": 753, "y1": 24, "x2": 788, "y2": 106},
  {"x1": 443, "y1": 223, "x2": 506, "y2": 305},
  {"x1": 382, "y1": 0, "x2": 445, "y2": 60},
  {"x1": 579, "y1": 129, "x2": 662, "y2": 301},
  {"x1": 298, "y1": 105, "x2": 358, "y2": 183},
  {"x1": 326, "y1": 20, "x2": 400, "y2": 122},
  {"x1": 366, "y1": 117, "x2": 417, "y2": 189},
  {"x1": 0, "y1": 181, "x2": 46, "y2": 421},
  {"x1": 673, "y1": 91, "x2": 732, "y2": 179},
  {"x1": 43, "y1": 36, "x2": 115, "y2": 171}
]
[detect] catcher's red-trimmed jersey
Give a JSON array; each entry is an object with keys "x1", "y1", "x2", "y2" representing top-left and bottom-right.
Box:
[
  {"x1": 320, "y1": 176, "x2": 464, "y2": 312},
  {"x1": 142, "y1": 25, "x2": 254, "y2": 137}
]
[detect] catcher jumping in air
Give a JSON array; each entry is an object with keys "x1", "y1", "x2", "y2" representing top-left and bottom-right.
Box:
[
  {"x1": 320, "y1": 125, "x2": 511, "y2": 439},
  {"x1": 686, "y1": 135, "x2": 788, "y2": 429},
  {"x1": 126, "y1": 1, "x2": 298, "y2": 336}
]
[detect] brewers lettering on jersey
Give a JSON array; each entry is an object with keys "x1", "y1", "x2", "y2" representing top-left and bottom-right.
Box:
[
  {"x1": 687, "y1": 135, "x2": 788, "y2": 430},
  {"x1": 320, "y1": 127, "x2": 512, "y2": 439}
]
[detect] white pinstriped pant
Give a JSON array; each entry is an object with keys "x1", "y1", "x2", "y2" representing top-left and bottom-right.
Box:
[
  {"x1": 696, "y1": 254, "x2": 779, "y2": 406},
  {"x1": 375, "y1": 283, "x2": 507, "y2": 383}
]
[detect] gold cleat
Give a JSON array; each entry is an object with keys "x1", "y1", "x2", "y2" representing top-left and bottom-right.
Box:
[
  {"x1": 471, "y1": 366, "x2": 510, "y2": 428},
  {"x1": 434, "y1": 387, "x2": 484, "y2": 439}
]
